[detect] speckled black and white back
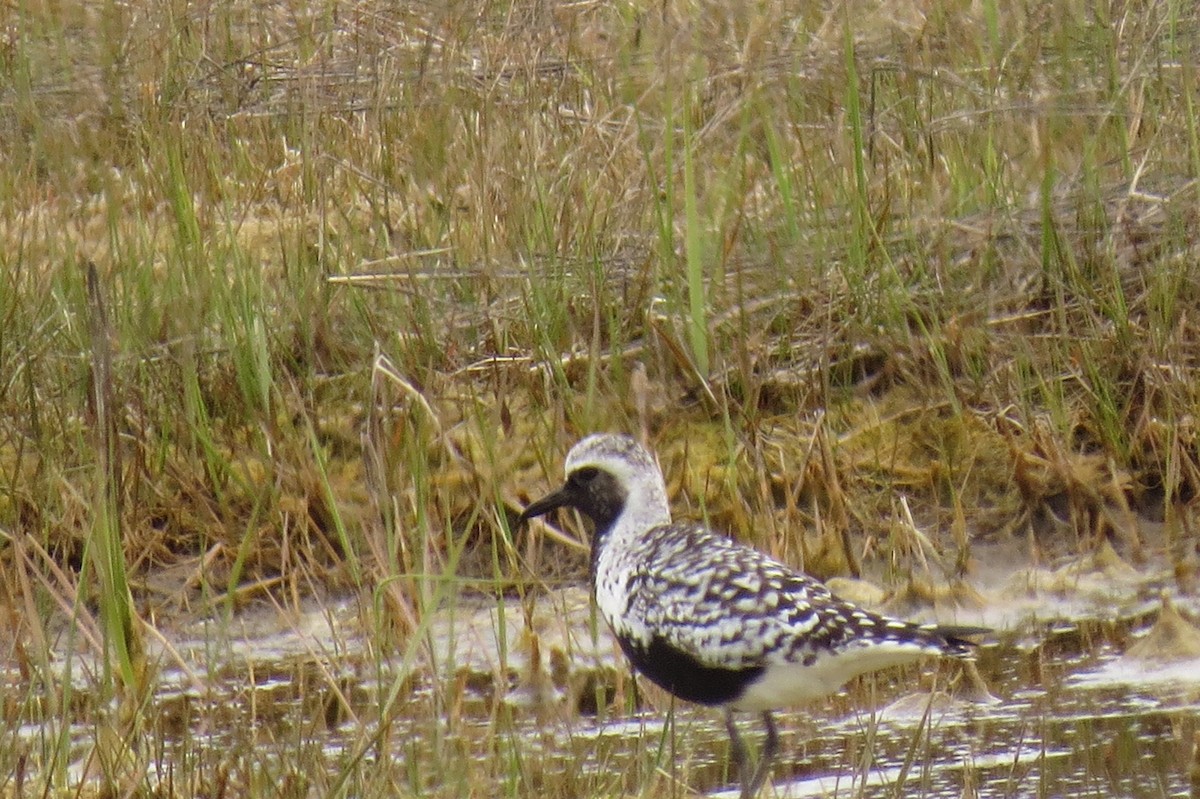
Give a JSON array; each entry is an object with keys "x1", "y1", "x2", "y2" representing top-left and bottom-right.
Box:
[{"x1": 561, "y1": 434, "x2": 976, "y2": 712}]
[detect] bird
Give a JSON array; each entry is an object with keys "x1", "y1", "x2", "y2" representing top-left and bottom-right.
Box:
[{"x1": 518, "y1": 433, "x2": 983, "y2": 799}]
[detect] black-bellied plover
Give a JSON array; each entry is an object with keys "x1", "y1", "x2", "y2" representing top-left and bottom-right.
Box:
[{"x1": 519, "y1": 433, "x2": 983, "y2": 799}]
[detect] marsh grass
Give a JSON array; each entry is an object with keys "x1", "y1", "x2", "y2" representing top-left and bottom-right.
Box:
[{"x1": 2, "y1": 0, "x2": 1200, "y2": 796}]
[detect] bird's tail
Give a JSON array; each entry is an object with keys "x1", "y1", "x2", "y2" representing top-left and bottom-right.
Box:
[{"x1": 924, "y1": 624, "x2": 989, "y2": 659}]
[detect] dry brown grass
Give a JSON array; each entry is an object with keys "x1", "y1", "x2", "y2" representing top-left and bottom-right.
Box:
[
  {"x1": 2, "y1": 0, "x2": 1199, "y2": 636},
  {"x1": 3, "y1": 0, "x2": 1200, "y2": 794},
  {"x1": 1, "y1": 0, "x2": 1197, "y2": 636}
]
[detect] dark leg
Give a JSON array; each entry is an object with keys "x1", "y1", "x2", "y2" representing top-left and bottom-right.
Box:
[
  {"x1": 724, "y1": 709, "x2": 752, "y2": 796},
  {"x1": 725, "y1": 710, "x2": 778, "y2": 799},
  {"x1": 745, "y1": 712, "x2": 778, "y2": 798}
]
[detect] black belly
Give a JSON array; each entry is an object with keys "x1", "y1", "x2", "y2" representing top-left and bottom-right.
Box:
[{"x1": 617, "y1": 634, "x2": 764, "y2": 707}]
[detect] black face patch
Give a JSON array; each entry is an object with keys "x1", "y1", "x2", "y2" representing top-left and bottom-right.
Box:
[
  {"x1": 617, "y1": 635, "x2": 764, "y2": 707},
  {"x1": 520, "y1": 467, "x2": 630, "y2": 575},
  {"x1": 565, "y1": 468, "x2": 627, "y2": 531},
  {"x1": 522, "y1": 467, "x2": 628, "y2": 531}
]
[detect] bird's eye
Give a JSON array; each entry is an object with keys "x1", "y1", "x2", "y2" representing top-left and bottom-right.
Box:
[{"x1": 570, "y1": 466, "x2": 599, "y2": 485}]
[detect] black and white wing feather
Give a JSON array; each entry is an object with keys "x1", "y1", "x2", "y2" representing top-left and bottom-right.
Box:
[{"x1": 620, "y1": 523, "x2": 971, "y2": 672}]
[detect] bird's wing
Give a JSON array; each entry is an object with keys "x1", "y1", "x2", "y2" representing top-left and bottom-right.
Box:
[{"x1": 624, "y1": 523, "x2": 870, "y2": 670}]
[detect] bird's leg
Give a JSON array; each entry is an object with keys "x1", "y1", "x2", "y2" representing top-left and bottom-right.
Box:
[
  {"x1": 725, "y1": 709, "x2": 752, "y2": 797},
  {"x1": 744, "y1": 711, "x2": 778, "y2": 798},
  {"x1": 725, "y1": 710, "x2": 778, "y2": 799}
]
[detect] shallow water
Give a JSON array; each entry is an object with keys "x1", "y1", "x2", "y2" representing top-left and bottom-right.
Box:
[{"x1": 7, "y1": 546, "x2": 1200, "y2": 798}]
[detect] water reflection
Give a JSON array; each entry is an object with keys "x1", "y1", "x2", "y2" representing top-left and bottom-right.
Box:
[{"x1": 6, "y1": 591, "x2": 1200, "y2": 797}]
